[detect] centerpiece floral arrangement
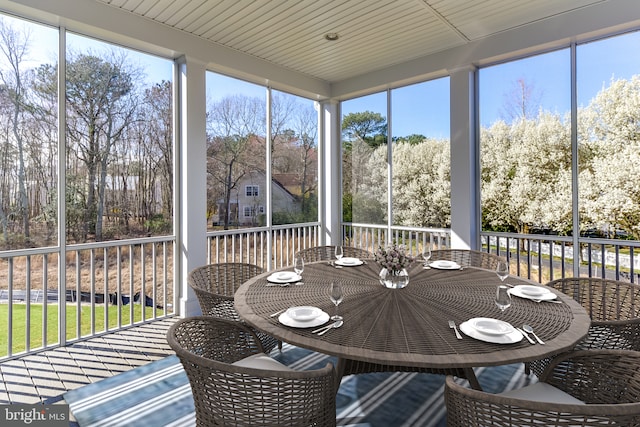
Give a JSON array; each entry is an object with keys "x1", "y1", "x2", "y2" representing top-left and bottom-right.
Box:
[{"x1": 374, "y1": 244, "x2": 414, "y2": 272}]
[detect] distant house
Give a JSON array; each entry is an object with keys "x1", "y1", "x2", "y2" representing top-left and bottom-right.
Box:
[{"x1": 214, "y1": 171, "x2": 300, "y2": 226}]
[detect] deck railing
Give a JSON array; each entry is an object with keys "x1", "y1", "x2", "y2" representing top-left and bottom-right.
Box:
[
  {"x1": 480, "y1": 231, "x2": 640, "y2": 284},
  {"x1": 206, "y1": 223, "x2": 323, "y2": 269},
  {"x1": 343, "y1": 223, "x2": 451, "y2": 256},
  {"x1": 0, "y1": 236, "x2": 177, "y2": 361},
  {"x1": 205, "y1": 223, "x2": 452, "y2": 268}
]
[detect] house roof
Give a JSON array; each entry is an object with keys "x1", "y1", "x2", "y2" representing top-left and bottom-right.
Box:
[{"x1": 272, "y1": 173, "x2": 314, "y2": 197}]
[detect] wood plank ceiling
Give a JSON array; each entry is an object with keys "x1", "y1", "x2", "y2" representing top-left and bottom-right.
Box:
[{"x1": 96, "y1": 0, "x2": 606, "y2": 84}]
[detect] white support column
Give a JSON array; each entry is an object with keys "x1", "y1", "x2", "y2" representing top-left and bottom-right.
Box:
[
  {"x1": 178, "y1": 57, "x2": 207, "y2": 316},
  {"x1": 320, "y1": 100, "x2": 342, "y2": 246},
  {"x1": 449, "y1": 66, "x2": 479, "y2": 250}
]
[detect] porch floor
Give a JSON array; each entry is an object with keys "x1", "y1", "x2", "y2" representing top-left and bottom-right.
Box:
[{"x1": 0, "y1": 317, "x2": 178, "y2": 407}]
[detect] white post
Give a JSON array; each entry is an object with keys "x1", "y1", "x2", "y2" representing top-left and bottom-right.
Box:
[
  {"x1": 320, "y1": 101, "x2": 342, "y2": 246},
  {"x1": 449, "y1": 66, "x2": 479, "y2": 250},
  {"x1": 178, "y1": 57, "x2": 207, "y2": 316}
]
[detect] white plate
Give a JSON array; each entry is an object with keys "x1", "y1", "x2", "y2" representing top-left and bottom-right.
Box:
[
  {"x1": 509, "y1": 285, "x2": 557, "y2": 301},
  {"x1": 429, "y1": 260, "x2": 461, "y2": 270},
  {"x1": 267, "y1": 272, "x2": 302, "y2": 284},
  {"x1": 335, "y1": 257, "x2": 364, "y2": 266},
  {"x1": 460, "y1": 318, "x2": 523, "y2": 344},
  {"x1": 279, "y1": 310, "x2": 329, "y2": 328},
  {"x1": 286, "y1": 306, "x2": 323, "y2": 322},
  {"x1": 517, "y1": 285, "x2": 548, "y2": 297},
  {"x1": 469, "y1": 317, "x2": 515, "y2": 336}
]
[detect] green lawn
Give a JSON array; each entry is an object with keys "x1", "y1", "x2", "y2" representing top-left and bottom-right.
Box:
[{"x1": 0, "y1": 304, "x2": 156, "y2": 357}]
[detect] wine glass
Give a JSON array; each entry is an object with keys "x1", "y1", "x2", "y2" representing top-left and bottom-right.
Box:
[
  {"x1": 495, "y1": 285, "x2": 512, "y2": 313},
  {"x1": 335, "y1": 245, "x2": 343, "y2": 263},
  {"x1": 329, "y1": 282, "x2": 344, "y2": 321},
  {"x1": 496, "y1": 260, "x2": 509, "y2": 283},
  {"x1": 422, "y1": 244, "x2": 432, "y2": 269},
  {"x1": 293, "y1": 255, "x2": 304, "y2": 285}
]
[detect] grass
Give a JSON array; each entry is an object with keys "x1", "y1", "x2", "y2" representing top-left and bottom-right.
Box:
[{"x1": 0, "y1": 303, "x2": 157, "y2": 357}]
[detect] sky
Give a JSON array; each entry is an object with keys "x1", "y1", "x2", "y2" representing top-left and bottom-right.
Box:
[
  {"x1": 343, "y1": 30, "x2": 640, "y2": 139},
  {"x1": 15, "y1": 20, "x2": 174, "y2": 87},
  {"x1": 10, "y1": 14, "x2": 640, "y2": 141}
]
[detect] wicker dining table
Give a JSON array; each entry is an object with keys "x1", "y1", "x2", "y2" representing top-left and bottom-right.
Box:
[{"x1": 234, "y1": 260, "x2": 590, "y2": 390}]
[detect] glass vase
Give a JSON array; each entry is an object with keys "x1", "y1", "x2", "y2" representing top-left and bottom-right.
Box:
[{"x1": 379, "y1": 268, "x2": 410, "y2": 289}]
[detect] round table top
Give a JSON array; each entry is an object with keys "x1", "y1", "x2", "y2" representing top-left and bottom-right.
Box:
[{"x1": 234, "y1": 260, "x2": 591, "y2": 369}]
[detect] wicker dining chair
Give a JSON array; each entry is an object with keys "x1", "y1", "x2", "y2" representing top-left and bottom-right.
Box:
[
  {"x1": 167, "y1": 316, "x2": 337, "y2": 427},
  {"x1": 445, "y1": 349, "x2": 640, "y2": 426},
  {"x1": 296, "y1": 245, "x2": 373, "y2": 263},
  {"x1": 430, "y1": 249, "x2": 505, "y2": 270},
  {"x1": 527, "y1": 276, "x2": 640, "y2": 377},
  {"x1": 188, "y1": 262, "x2": 279, "y2": 353}
]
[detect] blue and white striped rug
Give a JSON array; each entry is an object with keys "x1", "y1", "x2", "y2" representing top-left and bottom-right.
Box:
[{"x1": 63, "y1": 344, "x2": 535, "y2": 426}]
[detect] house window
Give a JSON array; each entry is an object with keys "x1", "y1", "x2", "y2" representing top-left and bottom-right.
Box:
[
  {"x1": 245, "y1": 185, "x2": 259, "y2": 197},
  {"x1": 243, "y1": 206, "x2": 264, "y2": 217}
]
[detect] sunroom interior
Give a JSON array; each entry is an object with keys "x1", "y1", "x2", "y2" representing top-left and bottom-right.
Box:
[
  {"x1": 2, "y1": 0, "x2": 640, "y2": 420},
  {"x1": 14, "y1": 1, "x2": 633, "y2": 304},
  {"x1": 1, "y1": 0, "x2": 640, "y2": 349}
]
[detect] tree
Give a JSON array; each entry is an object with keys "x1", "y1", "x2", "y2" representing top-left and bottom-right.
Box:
[
  {"x1": 481, "y1": 112, "x2": 574, "y2": 235},
  {"x1": 391, "y1": 139, "x2": 451, "y2": 227},
  {"x1": 480, "y1": 120, "x2": 518, "y2": 232},
  {"x1": 26, "y1": 62, "x2": 58, "y2": 241},
  {"x1": 136, "y1": 81, "x2": 173, "y2": 228},
  {"x1": 0, "y1": 19, "x2": 174, "y2": 248},
  {"x1": 287, "y1": 103, "x2": 317, "y2": 219},
  {"x1": 508, "y1": 112, "x2": 573, "y2": 234},
  {"x1": 65, "y1": 51, "x2": 140, "y2": 241},
  {"x1": 341, "y1": 111, "x2": 388, "y2": 209},
  {"x1": 582, "y1": 144, "x2": 640, "y2": 239},
  {"x1": 393, "y1": 134, "x2": 426, "y2": 145},
  {"x1": 207, "y1": 94, "x2": 265, "y2": 229},
  {"x1": 343, "y1": 136, "x2": 377, "y2": 196},
  {"x1": 579, "y1": 76, "x2": 640, "y2": 240},
  {"x1": 270, "y1": 92, "x2": 297, "y2": 156},
  {"x1": 500, "y1": 78, "x2": 543, "y2": 123},
  {"x1": 0, "y1": 18, "x2": 32, "y2": 242},
  {"x1": 358, "y1": 138, "x2": 451, "y2": 228},
  {"x1": 341, "y1": 111, "x2": 387, "y2": 148}
]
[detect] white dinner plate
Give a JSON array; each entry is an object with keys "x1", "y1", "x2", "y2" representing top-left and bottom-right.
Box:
[
  {"x1": 469, "y1": 317, "x2": 515, "y2": 335},
  {"x1": 509, "y1": 285, "x2": 557, "y2": 301},
  {"x1": 518, "y1": 285, "x2": 548, "y2": 297},
  {"x1": 429, "y1": 260, "x2": 461, "y2": 270},
  {"x1": 459, "y1": 318, "x2": 523, "y2": 344},
  {"x1": 286, "y1": 306, "x2": 323, "y2": 322},
  {"x1": 267, "y1": 271, "x2": 302, "y2": 284},
  {"x1": 279, "y1": 310, "x2": 329, "y2": 328},
  {"x1": 335, "y1": 257, "x2": 364, "y2": 266}
]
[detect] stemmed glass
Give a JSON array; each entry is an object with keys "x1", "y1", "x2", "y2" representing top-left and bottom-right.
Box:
[
  {"x1": 422, "y1": 245, "x2": 432, "y2": 269},
  {"x1": 495, "y1": 285, "x2": 512, "y2": 314},
  {"x1": 329, "y1": 282, "x2": 344, "y2": 321},
  {"x1": 335, "y1": 245, "x2": 343, "y2": 262},
  {"x1": 294, "y1": 255, "x2": 304, "y2": 285},
  {"x1": 496, "y1": 260, "x2": 509, "y2": 284}
]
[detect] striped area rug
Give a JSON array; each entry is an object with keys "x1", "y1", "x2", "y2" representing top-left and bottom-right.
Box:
[{"x1": 63, "y1": 344, "x2": 535, "y2": 426}]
